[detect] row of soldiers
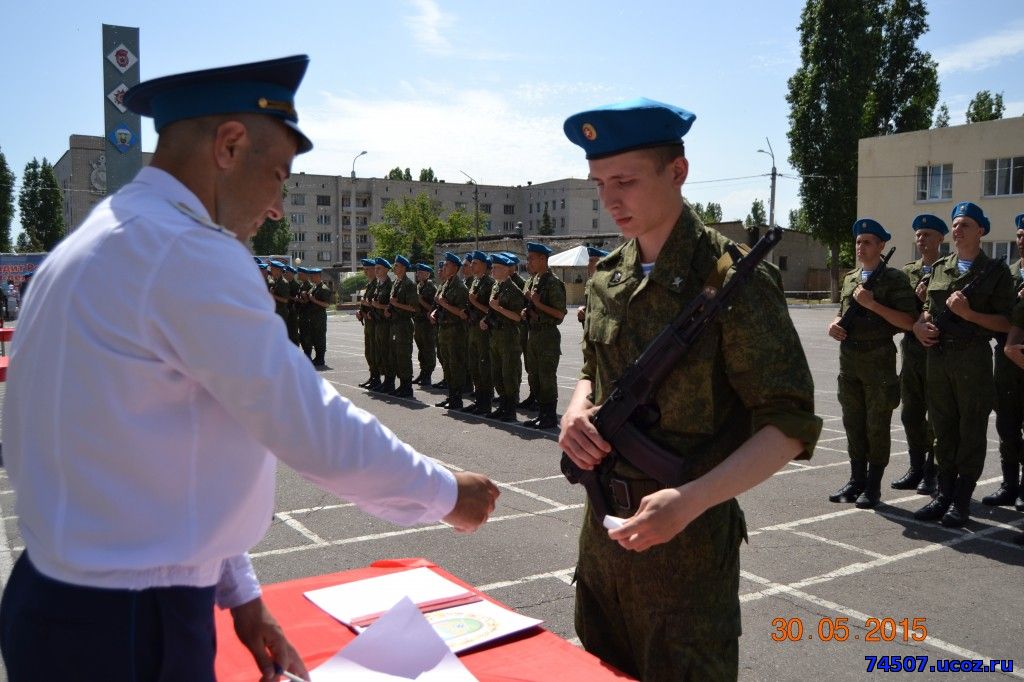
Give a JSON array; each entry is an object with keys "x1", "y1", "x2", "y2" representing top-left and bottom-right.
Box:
[
  {"x1": 827, "y1": 204, "x2": 1024, "y2": 540},
  {"x1": 355, "y1": 243, "x2": 575, "y2": 428},
  {"x1": 260, "y1": 259, "x2": 334, "y2": 368}
]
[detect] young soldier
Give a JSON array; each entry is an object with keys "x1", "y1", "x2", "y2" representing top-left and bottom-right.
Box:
[
  {"x1": 431, "y1": 252, "x2": 470, "y2": 409},
  {"x1": 283, "y1": 264, "x2": 302, "y2": 345},
  {"x1": 296, "y1": 267, "x2": 314, "y2": 360},
  {"x1": 370, "y1": 258, "x2": 395, "y2": 393},
  {"x1": 356, "y1": 258, "x2": 380, "y2": 388},
  {"x1": 1004, "y1": 283, "x2": 1024, "y2": 538},
  {"x1": 388, "y1": 255, "x2": 420, "y2": 398},
  {"x1": 482, "y1": 254, "x2": 528, "y2": 422},
  {"x1": 559, "y1": 98, "x2": 821, "y2": 681},
  {"x1": 307, "y1": 268, "x2": 332, "y2": 369},
  {"x1": 578, "y1": 246, "x2": 608, "y2": 325},
  {"x1": 268, "y1": 260, "x2": 290, "y2": 328},
  {"x1": 520, "y1": 243, "x2": 567, "y2": 429},
  {"x1": 892, "y1": 215, "x2": 946, "y2": 494},
  {"x1": 464, "y1": 252, "x2": 496, "y2": 415},
  {"x1": 412, "y1": 263, "x2": 437, "y2": 386},
  {"x1": 912, "y1": 202, "x2": 1015, "y2": 527},
  {"x1": 826, "y1": 220, "x2": 916, "y2": 508}
]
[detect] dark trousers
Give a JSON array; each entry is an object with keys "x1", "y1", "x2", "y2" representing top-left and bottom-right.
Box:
[{"x1": 1, "y1": 553, "x2": 217, "y2": 682}]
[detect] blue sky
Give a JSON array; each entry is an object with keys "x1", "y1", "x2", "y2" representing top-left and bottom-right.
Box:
[{"x1": 2, "y1": 0, "x2": 1022, "y2": 233}]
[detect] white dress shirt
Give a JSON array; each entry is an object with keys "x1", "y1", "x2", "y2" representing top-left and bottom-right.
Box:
[{"x1": 3, "y1": 167, "x2": 456, "y2": 603}]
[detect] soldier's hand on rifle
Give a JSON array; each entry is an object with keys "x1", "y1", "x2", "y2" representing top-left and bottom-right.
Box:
[
  {"x1": 852, "y1": 285, "x2": 875, "y2": 309},
  {"x1": 826, "y1": 318, "x2": 847, "y2": 342},
  {"x1": 429, "y1": 310, "x2": 437, "y2": 324},
  {"x1": 913, "y1": 318, "x2": 939, "y2": 346},
  {"x1": 355, "y1": 310, "x2": 363, "y2": 322},
  {"x1": 390, "y1": 296, "x2": 398, "y2": 306},
  {"x1": 946, "y1": 291, "x2": 972, "y2": 318},
  {"x1": 577, "y1": 307, "x2": 586, "y2": 323},
  {"x1": 558, "y1": 402, "x2": 611, "y2": 471},
  {"x1": 488, "y1": 298, "x2": 500, "y2": 310},
  {"x1": 1005, "y1": 343, "x2": 1024, "y2": 370},
  {"x1": 915, "y1": 281, "x2": 928, "y2": 302},
  {"x1": 479, "y1": 319, "x2": 488, "y2": 331},
  {"x1": 530, "y1": 290, "x2": 541, "y2": 305},
  {"x1": 607, "y1": 487, "x2": 698, "y2": 552},
  {"x1": 519, "y1": 307, "x2": 528, "y2": 321}
]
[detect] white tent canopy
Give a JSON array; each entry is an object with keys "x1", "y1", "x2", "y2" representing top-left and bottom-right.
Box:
[{"x1": 547, "y1": 245, "x2": 590, "y2": 267}]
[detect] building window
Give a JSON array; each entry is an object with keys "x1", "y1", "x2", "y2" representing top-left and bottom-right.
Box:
[
  {"x1": 528, "y1": 204, "x2": 532, "y2": 214},
  {"x1": 778, "y1": 256, "x2": 788, "y2": 271},
  {"x1": 593, "y1": 199, "x2": 600, "y2": 211},
  {"x1": 317, "y1": 194, "x2": 331, "y2": 207},
  {"x1": 358, "y1": 235, "x2": 368, "y2": 244},
  {"x1": 454, "y1": 201, "x2": 467, "y2": 211},
  {"x1": 292, "y1": 232, "x2": 306, "y2": 242},
  {"x1": 484, "y1": 220, "x2": 492, "y2": 231},
  {"x1": 986, "y1": 241, "x2": 1018, "y2": 262},
  {"x1": 318, "y1": 251, "x2": 332, "y2": 261},
  {"x1": 481, "y1": 203, "x2": 492, "y2": 213},
  {"x1": 291, "y1": 193, "x2": 305, "y2": 206},
  {"x1": 592, "y1": 219, "x2": 599, "y2": 229},
  {"x1": 503, "y1": 204, "x2": 515, "y2": 215},
  {"x1": 315, "y1": 214, "x2": 331, "y2": 225},
  {"x1": 342, "y1": 216, "x2": 350, "y2": 226},
  {"x1": 317, "y1": 232, "x2": 331, "y2": 243},
  {"x1": 916, "y1": 164, "x2": 952, "y2": 201},
  {"x1": 292, "y1": 250, "x2": 305, "y2": 261},
  {"x1": 560, "y1": 217, "x2": 565, "y2": 228},
  {"x1": 560, "y1": 198, "x2": 565, "y2": 209},
  {"x1": 290, "y1": 213, "x2": 305, "y2": 224},
  {"x1": 983, "y1": 156, "x2": 1024, "y2": 197}
]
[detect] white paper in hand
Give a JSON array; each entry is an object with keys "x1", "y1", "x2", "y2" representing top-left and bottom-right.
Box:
[{"x1": 309, "y1": 596, "x2": 477, "y2": 681}]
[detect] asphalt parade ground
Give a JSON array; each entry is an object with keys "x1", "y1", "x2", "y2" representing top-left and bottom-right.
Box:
[{"x1": 0, "y1": 305, "x2": 1021, "y2": 680}]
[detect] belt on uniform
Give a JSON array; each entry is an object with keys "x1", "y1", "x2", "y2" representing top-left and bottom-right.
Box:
[
  {"x1": 930, "y1": 336, "x2": 990, "y2": 352},
  {"x1": 840, "y1": 338, "x2": 892, "y2": 350}
]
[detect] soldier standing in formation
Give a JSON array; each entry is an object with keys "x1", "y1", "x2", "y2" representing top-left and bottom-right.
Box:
[
  {"x1": 432, "y1": 252, "x2": 470, "y2": 410},
  {"x1": 295, "y1": 267, "x2": 313, "y2": 359},
  {"x1": 388, "y1": 256, "x2": 419, "y2": 398},
  {"x1": 521, "y1": 243, "x2": 567, "y2": 429},
  {"x1": 465, "y1": 252, "x2": 496, "y2": 415},
  {"x1": 268, "y1": 260, "x2": 290, "y2": 328},
  {"x1": 284, "y1": 264, "x2": 302, "y2": 345},
  {"x1": 1003, "y1": 269, "x2": 1024, "y2": 545},
  {"x1": 913, "y1": 202, "x2": 1015, "y2": 527},
  {"x1": 577, "y1": 246, "x2": 607, "y2": 325},
  {"x1": 357, "y1": 258, "x2": 380, "y2": 388},
  {"x1": 413, "y1": 263, "x2": 437, "y2": 387},
  {"x1": 370, "y1": 258, "x2": 395, "y2": 394},
  {"x1": 891, "y1": 215, "x2": 946, "y2": 495},
  {"x1": 307, "y1": 268, "x2": 332, "y2": 369},
  {"x1": 433, "y1": 260, "x2": 448, "y2": 390},
  {"x1": 986, "y1": 213, "x2": 1024, "y2": 510},
  {"x1": 826, "y1": 220, "x2": 916, "y2": 508},
  {"x1": 482, "y1": 254, "x2": 528, "y2": 422}
]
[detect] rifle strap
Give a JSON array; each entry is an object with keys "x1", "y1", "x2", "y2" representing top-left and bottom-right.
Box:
[{"x1": 705, "y1": 243, "x2": 750, "y2": 290}]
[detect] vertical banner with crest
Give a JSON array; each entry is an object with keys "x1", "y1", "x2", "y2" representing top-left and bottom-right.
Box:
[{"x1": 102, "y1": 24, "x2": 141, "y2": 195}]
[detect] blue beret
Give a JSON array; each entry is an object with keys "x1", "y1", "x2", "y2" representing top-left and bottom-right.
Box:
[
  {"x1": 470, "y1": 250, "x2": 491, "y2": 264},
  {"x1": 123, "y1": 55, "x2": 313, "y2": 154},
  {"x1": 462, "y1": 253, "x2": 473, "y2": 263},
  {"x1": 374, "y1": 257, "x2": 392, "y2": 269},
  {"x1": 308, "y1": 267, "x2": 322, "y2": 274},
  {"x1": 443, "y1": 252, "x2": 462, "y2": 266},
  {"x1": 284, "y1": 264, "x2": 297, "y2": 273},
  {"x1": 394, "y1": 255, "x2": 411, "y2": 268},
  {"x1": 268, "y1": 260, "x2": 285, "y2": 269},
  {"x1": 851, "y1": 218, "x2": 891, "y2": 242},
  {"x1": 526, "y1": 242, "x2": 553, "y2": 256},
  {"x1": 502, "y1": 252, "x2": 520, "y2": 265},
  {"x1": 360, "y1": 258, "x2": 376, "y2": 267},
  {"x1": 416, "y1": 263, "x2": 434, "y2": 273},
  {"x1": 23, "y1": 271, "x2": 33, "y2": 277},
  {"x1": 258, "y1": 263, "x2": 268, "y2": 270},
  {"x1": 951, "y1": 201, "x2": 990, "y2": 235},
  {"x1": 253, "y1": 256, "x2": 264, "y2": 264},
  {"x1": 491, "y1": 254, "x2": 512, "y2": 267},
  {"x1": 912, "y1": 214, "x2": 948, "y2": 235},
  {"x1": 587, "y1": 246, "x2": 609, "y2": 258},
  {"x1": 1017, "y1": 213, "x2": 1024, "y2": 230},
  {"x1": 563, "y1": 97, "x2": 696, "y2": 160},
  {"x1": 296, "y1": 266, "x2": 311, "y2": 274}
]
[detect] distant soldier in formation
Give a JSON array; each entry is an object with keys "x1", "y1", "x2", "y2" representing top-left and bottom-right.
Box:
[
  {"x1": 295, "y1": 267, "x2": 313, "y2": 359},
  {"x1": 370, "y1": 258, "x2": 395, "y2": 394},
  {"x1": 826, "y1": 219, "x2": 916, "y2": 509},
  {"x1": 1003, "y1": 274, "x2": 1024, "y2": 545},
  {"x1": 388, "y1": 255, "x2": 419, "y2": 398},
  {"x1": 357, "y1": 258, "x2": 381, "y2": 388},
  {"x1": 284, "y1": 264, "x2": 302, "y2": 345},
  {"x1": 413, "y1": 263, "x2": 437, "y2": 387},
  {"x1": 432, "y1": 252, "x2": 470, "y2": 410},
  {"x1": 483, "y1": 254, "x2": 528, "y2": 422},
  {"x1": 307, "y1": 268, "x2": 332, "y2": 369},
  {"x1": 913, "y1": 202, "x2": 1014, "y2": 527},
  {"x1": 577, "y1": 246, "x2": 608, "y2": 326},
  {"x1": 268, "y1": 260, "x2": 290, "y2": 328},
  {"x1": 986, "y1": 213, "x2": 1024, "y2": 511},
  {"x1": 464, "y1": 252, "x2": 496, "y2": 415},
  {"x1": 432, "y1": 260, "x2": 448, "y2": 390},
  {"x1": 891, "y1": 215, "x2": 946, "y2": 495},
  {"x1": 521, "y1": 242, "x2": 567, "y2": 429}
]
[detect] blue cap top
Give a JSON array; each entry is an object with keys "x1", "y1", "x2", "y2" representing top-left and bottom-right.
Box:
[
  {"x1": 374, "y1": 257, "x2": 392, "y2": 269},
  {"x1": 394, "y1": 254, "x2": 411, "y2": 268},
  {"x1": 123, "y1": 55, "x2": 313, "y2": 154},
  {"x1": 284, "y1": 264, "x2": 297, "y2": 273},
  {"x1": 360, "y1": 258, "x2": 376, "y2": 267},
  {"x1": 462, "y1": 253, "x2": 473, "y2": 263},
  {"x1": 526, "y1": 242, "x2": 553, "y2": 256},
  {"x1": 851, "y1": 218, "x2": 891, "y2": 242},
  {"x1": 502, "y1": 252, "x2": 520, "y2": 265},
  {"x1": 951, "y1": 201, "x2": 990, "y2": 235},
  {"x1": 563, "y1": 97, "x2": 696, "y2": 160},
  {"x1": 587, "y1": 246, "x2": 609, "y2": 258},
  {"x1": 491, "y1": 254, "x2": 512, "y2": 267},
  {"x1": 258, "y1": 263, "x2": 268, "y2": 270},
  {"x1": 470, "y1": 250, "x2": 491, "y2": 264},
  {"x1": 296, "y1": 266, "x2": 311, "y2": 274},
  {"x1": 1016, "y1": 213, "x2": 1024, "y2": 230},
  {"x1": 443, "y1": 251, "x2": 462, "y2": 266},
  {"x1": 23, "y1": 271, "x2": 33, "y2": 277},
  {"x1": 308, "y1": 267, "x2": 322, "y2": 274},
  {"x1": 268, "y1": 260, "x2": 285, "y2": 269},
  {"x1": 253, "y1": 256, "x2": 264, "y2": 264},
  {"x1": 912, "y1": 214, "x2": 948, "y2": 235},
  {"x1": 416, "y1": 263, "x2": 434, "y2": 273}
]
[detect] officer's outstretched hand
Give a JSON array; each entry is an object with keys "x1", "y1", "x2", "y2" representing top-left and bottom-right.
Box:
[
  {"x1": 443, "y1": 472, "x2": 500, "y2": 533},
  {"x1": 607, "y1": 487, "x2": 701, "y2": 552},
  {"x1": 230, "y1": 597, "x2": 309, "y2": 682}
]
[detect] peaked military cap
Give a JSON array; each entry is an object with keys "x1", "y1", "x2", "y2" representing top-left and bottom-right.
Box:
[
  {"x1": 123, "y1": 55, "x2": 313, "y2": 154},
  {"x1": 470, "y1": 250, "x2": 491, "y2": 264},
  {"x1": 587, "y1": 246, "x2": 609, "y2": 258},
  {"x1": 443, "y1": 252, "x2": 462, "y2": 266},
  {"x1": 416, "y1": 263, "x2": 434, "y2": 273},
  {"x1": 1016, "y1": 213, "x2": 1024, "y2": 230},
  {"x1": 394, "y1": 254, "x2": 411, "y2": 268},
  {"x1": 360, "y1": 258, "x2": 376, "y2": 267},
  {"x1": 374, "y1": 257, "x2": 392, "y2": 269},
  {"x1": 563, "y1": 97, "x2": 696, "y2": 160},
  {"x1": 912, "y1": 214, "x2": 948, "y2": 235},
  {"x1": 268, "y1": 260, "x2": 285, "y2": 269},
  {"x1": 951, "y1": 201, "x2": 990, "y2": 235},
  {"x1": 851, "y1": 218, "x2": 891, "y2": 242},
  {"x1": 526, "y1": 242, "x2": 553, "y2": 256}
]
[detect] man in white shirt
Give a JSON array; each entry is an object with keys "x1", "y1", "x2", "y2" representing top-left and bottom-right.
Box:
[{"x1": 0, "y1": 55, "x2": 498, "y2": 682}]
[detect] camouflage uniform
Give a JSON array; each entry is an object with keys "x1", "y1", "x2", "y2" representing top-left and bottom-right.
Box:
[
  {"x1": 896, "y1": 259, "x2": 936, "y2": 490},
  {"x1": 436, "y1": 274, "x2": 469, "y2": 404},
  {"x1": 524, "y1": 270, "x2": 567, "y2": 427},
  {"x1": 414, "y1": 277, "x2": 437, "y2": 384},
  {"x1": 309, "y1": 280, "x2": 332, "y2": 366},
  {"x1": 297, "y1": 277, "x2": 314, "y2": 359},
  {"x1": 577, "y1": 206, "x2": 821, "y2": 681},
  {"x1": 271, "y1": 275, "x2": 290, "y2": 328},
  {"x1": 466, "y1": 273, "x2": 495, "y2": 412},
  {"x1": 488, "y1": 277, "x2": 528, "y2": 418},
  {"x1": 388, "y1": 274, "x2": 419, "y2": 388},
  {"x1": 360, "y1": 278, "x2": 380, "y2": 386},
  {"x1": 373, "y1": 276, "x2": 394, "y2": 390},
  {"x1": 287, "y1": 276, "x2": 302, "y2": 345},
  {"x1": 989, "y1": 261, "x2": 1024, "y2": 505}
]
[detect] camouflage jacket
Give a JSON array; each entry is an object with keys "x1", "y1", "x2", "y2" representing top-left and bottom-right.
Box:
[
  {"x1": 415, "y1": 279, "x2": 437, "y2": 322},
  {"x1": 362, "y1": 278, "x2": 379, "y2": 322},
  {"x1": 525, "y1": 271, "x2": 567, "y2": 326},
  {"x1": 838, "y1": 266, "x2": 916, "y2": 341},
  {"x1": 582, "y1": 203, "x2": 822, "y2": 481},
  {"x1": 488, "y1": 277, "x2": 527, "y2": 329},
  {"x1": 436, "y1": 275, "x2": 468, "y2": 325},
  {"x1": 923, "y1": 251, "x2": 1014, "y2": 340},
  {"x1": 467, "y1": 274, "x2": 495, "y2": 324},
  {"x1": 390, "y1": 275, "x2": 419, "y2": 320}
]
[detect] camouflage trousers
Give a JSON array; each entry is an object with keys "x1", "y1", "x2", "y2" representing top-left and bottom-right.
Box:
[
  {"x1": 374, "y1": 320, "x2": 393, "y2": 378},
  {"x1": 363, "y1": 319, "x2": 377, "y2": 375},
  {"x1": 437, "y1": 323, "x2": 468, "y2": 393},
  {"x1": 900, "y1": 336, "x2": 934, "y2": 456},
  {"x1": 467, "y1": 326, "x2": 492, "y2": 396},
  {"x1": 489, "y1": 326, "x2": 522, "y2": 401},
  {"x1": 575, "y1": 496, "x2": 744, "y2": 682},
  {"x1": 307, "y1": 313, "x2": 327, "y2": 364},
  {"x1": 994, "y1": 349, "x2": 1024, "y2": 468},
  {"x1": 526, "y1": 325, "x2": 561, "y2": 404},
  {"x1": 389, "y1": 318, "x2": 414, "y2": 383},
  {"x1": 838, "y1": 341, "x2": 900, "y2": 465},
  {"x1": 927, "y1": 341, "x2": 994, "y2": 481},
  {"x1": 413, "y1": 319, "x2": 436, "y2": 377}
]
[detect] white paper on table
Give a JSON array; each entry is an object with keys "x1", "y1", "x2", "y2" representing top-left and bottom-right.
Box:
[
  {"x1": 309, "y1": 596, "x2": 477, "y2": 681},
  {"x1": 304, "y1": 567, "x2": 476, "y2": 628},
  {"x1": 421, "y1": 597, "x2": 543, "y2": 654}
]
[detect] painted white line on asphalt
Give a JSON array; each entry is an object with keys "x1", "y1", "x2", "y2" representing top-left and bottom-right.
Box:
[
  {"x1": 476, "y1": 567, "x2": 575, "y2": 592},
  {"x1": 275, "y1": 512, "x2": 329, "y2": 547},
  {"x1": 784, "y1": 530, "x2": 889, "y2": 560},
  {"x1": 507, "y1": 474, "x2": 566, "y2": 485},
  {"x1": 739, "y1": 569, "x2": 1024, "y2": 679},
  {"x1": 772, "y1": 460, "x2": 850, "y2": 476}
]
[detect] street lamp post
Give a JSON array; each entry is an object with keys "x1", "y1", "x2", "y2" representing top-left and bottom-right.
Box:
[
  {"x1": 350, "y1": 150, "x2": 367, "y2": 272},
  {"x1": 757, "y1": 138, "x2": 777, "y2": 228},
  {"x1": 459, "y1": 170, "x2": 480, "y2": 251}
]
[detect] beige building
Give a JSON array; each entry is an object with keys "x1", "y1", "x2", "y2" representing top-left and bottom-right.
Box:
[{"x1": 858, "y1": 117, "x2": 1024, "y2": 263}]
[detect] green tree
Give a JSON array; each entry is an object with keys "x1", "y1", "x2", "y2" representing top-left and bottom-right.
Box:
[
  {"x1": 251, "y1": 188, "x2": 292, "y2": 255},
  {"x1": 386, "y1": 167, "x2": 405, "y2": 180},
  {"x1": 691, "y1": 201, "x2": 722, "y2": 224},
  {"x1": 965, "y1": 90, "x2": 1005, "y2": 123},
  {"x1": 18, "y1": 158, "x2": 65, "y2": 251},
  {"x1": 0, "y1": 145, "x2": 14, "y2": 252},
  {"x1": 418, "y1": 167, "x2": 438, "y2": 183},
  {"x1": 744, "y1": 199, "x2": 767, "y2": 227},
  {"x1": 787, "y1": 207, "x2": 810, "y2": 233},
  {"x1": 934, "y1": 102, "x2": 950, "y2": 127},
  {"x1": 538, "y1": 207, "x2": 554, "y2": 235},
  {"x1": 404, "y1": 168, "x2": 412, "y2": 181},
  {"x1": 368, "y1": 192, "x2": 472, "y2": 260},
  {"x1": 16, "y1": 231, "x2": 40, "y2": 253}
]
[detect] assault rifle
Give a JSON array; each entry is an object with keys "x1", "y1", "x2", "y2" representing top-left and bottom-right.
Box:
[
  {"x1": 931, "y1": 257, "x2": 1004, "y2": 336},
  {"x1": 836, "y1": 247, "x2": 896, "y2": 332},
  {"x1": 560, "y1": 227, "x2": 783, "y2": 521}
]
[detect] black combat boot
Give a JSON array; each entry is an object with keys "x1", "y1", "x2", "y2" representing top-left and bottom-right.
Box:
[
  {"x1": 487, "y1": 398, "x2": 506, "y2": 419},
  {"x1": 391, "y1": 380, "x2": 414, "y2": 398},
  {"x1": 856, "y1": 463, "x2": 886, "y2": 509},
  {"x1": 367, "y1": 375, "x2": 382, "y2": 390},
  {"x1": 913, "y1": 471, "x2": 955, "y2": 521},
  {"x1": 916, "y1": 453, "x2": 937, "y2": 496},
  {"x1": 526, "y1": 403, "x2": 558, "y2": 429},
  {"x1": 376, "y1": 376, "x2": 396, "y2": 394},
  {"x1": 499, "y1": 397, "x2": 518, "y2": 423},
  {"x1": 940, "y1": 477, "x2": 976, "y2": 528},
  {"x1": 890, "y1": 451, "x2": 925, "y2": 490},
  {"x1": 435, "y1": 395, "x2": 451, "y2": 408},
  {"x1": 1016, "y1": 490, "x2": 1024, "y2": 512},
  {"x1": 981, "y1": 461, "x2": 1020, "y2": 506},
  {"x1": 518, "y1": 394, "x2": 538, "y2": 410},
  {"x1": 358, "y1": 375, "x2": 375, "y2": 388},
  {"x1": 445, "y1": 391, "x2": 464, "y2": 410},
  {"x1": 474, "y1": 395, "x2": 492, "y2": 417},
  {"x1": 433, "y1": 379, "x2": 448, "y2": 390},
  {"x1": 828, "y1": 460, "x2": 867, "y2": 503},
  {"x1": 410, "y1": 372, "x2": 423, "y2": 385}
]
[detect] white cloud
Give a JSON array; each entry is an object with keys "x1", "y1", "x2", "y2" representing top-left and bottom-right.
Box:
[
  {"x1": 935, "y1": 24, "x2": 1024, "y2": 74},
  {"x1": 405, "y1": 0, "x2": 453, "y2": 55}
]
